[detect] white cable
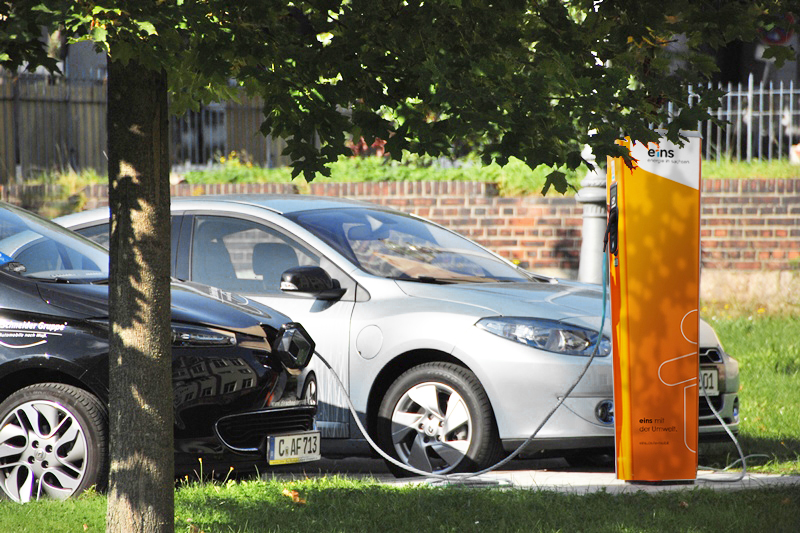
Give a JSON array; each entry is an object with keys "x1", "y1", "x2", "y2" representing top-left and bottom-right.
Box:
[
  {"x1": 312, "y1": 255, "x2": 610, "y2": 482},
  {"x1": 695, "y1": 380, "x2": 750, "y2": 483},
  {"x1": 314, "y1": 255, "x2": 750, "y2": 486},
  {"x1": 313, "y1": 345, "x2": 602, "y2": 482}
]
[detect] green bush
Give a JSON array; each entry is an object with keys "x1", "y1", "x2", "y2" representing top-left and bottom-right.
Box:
[
  {"x1": 702, "y1": 159, "x2": 800, "y2": 180},
  {"x1": 182, "y1": 151, "x2": 295, "y2": 184},
  {"x1": 25, "y1": 156, "x2": 800, "y2": 199},
  {"x1": 16, "y1": 169, "x2": 106, "y2": 217},
  {"x1": 181, "y1": 152, "x2": 585, "y2": 196}
]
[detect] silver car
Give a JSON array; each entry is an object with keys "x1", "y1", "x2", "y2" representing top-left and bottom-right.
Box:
[{"x1": 56, "y1": 195, "x2": 740, "y2": 476}]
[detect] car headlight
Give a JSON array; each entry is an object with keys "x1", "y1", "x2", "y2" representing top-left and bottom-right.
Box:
[
  {"x1": 475, "y1": 317, "x2": 610, "y2": 356},
  {"x1": 172, "y1": 324, "x2": 237, "y2": 347}
]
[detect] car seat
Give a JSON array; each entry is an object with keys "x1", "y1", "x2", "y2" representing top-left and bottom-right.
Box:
[
  {"x1": 252, "y1": 242, "x2": 299, "y2": 291},
  {"x1": 191, "y1": 224, "x2": 237, "y2": 288}
]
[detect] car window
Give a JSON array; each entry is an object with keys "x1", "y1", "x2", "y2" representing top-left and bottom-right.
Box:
[
  {"x1": 74, "y1": 218, "x2": 182, "y2": 275},
  {"x1": 75, "y1": 222, "x2": 111, "y2": 248},
  {"x1": 288, "y1": 208, "x2": 531, "y2": 283},
  {"x1": 190, "y1": 215, "x2": 320, "y2": 294},
  {"x1": 0, "y1": 205, "x2": 108, "y2": 281}
]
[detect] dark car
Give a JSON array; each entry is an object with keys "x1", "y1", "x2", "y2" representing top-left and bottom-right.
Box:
[{"x1": 0, "y1": 202, "x2": 319, "y2": 502}]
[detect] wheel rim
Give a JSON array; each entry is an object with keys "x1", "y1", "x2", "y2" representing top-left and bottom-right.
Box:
[
  {"x1": 389, "y1": 381, "x2": 472, "y2": 474},
  {"x1": 0, "y1": 400, "x2": 89, "y2": 502}
]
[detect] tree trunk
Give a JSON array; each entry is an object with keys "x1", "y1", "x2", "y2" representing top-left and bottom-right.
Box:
[{"x1": 105, "y1": 55, "x2": 174, "y2": 533}]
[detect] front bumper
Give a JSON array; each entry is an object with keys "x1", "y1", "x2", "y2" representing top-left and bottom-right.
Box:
[
  {"x1": 453, "y1": 326, "x2": 616, "y2": 444},
  {"x1": 699, "y1": 392, "x2": 740, "y2": 441},
  {"x1": 699, "y1": 346, "x2": 740, "y2": 440},
  {"x1": 215, "y1": 405, "x2": 317, "y2": 453},
  {"x1": 455, "y1": 327, "x2": 740, "y2": 452}
]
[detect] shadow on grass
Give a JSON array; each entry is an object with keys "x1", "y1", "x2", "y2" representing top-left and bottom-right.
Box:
[
  {"x1": 173, "y1": 478, "x2": 800, "y2": 533},
  {"x1": 700, "y1": 435, "x2": 800, "y2": 472}
]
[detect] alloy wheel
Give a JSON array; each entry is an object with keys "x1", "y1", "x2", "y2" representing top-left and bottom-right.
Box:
[
  {"x1": 389, "y1": 381, "x2": 472, "y2": 474},
  {"x1": 0, "y1": 399, "x2": 89, "y2": 502}
]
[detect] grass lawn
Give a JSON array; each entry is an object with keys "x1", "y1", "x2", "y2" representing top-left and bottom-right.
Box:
[
  {"x1": 2, "y1": 478, "x2": 799, "y2": 533},
  {"x1": 1, "y1": 313, "x2": 798, "y2": 532},
  {"x1": 1, "y1": 477, "x2": 798, "y2": 533},
  {"x1": 699, "y1": 313, "x2": 800, "y2": 476}
]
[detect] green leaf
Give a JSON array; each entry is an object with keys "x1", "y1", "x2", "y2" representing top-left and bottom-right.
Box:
[
  {"x1": 91, "y1": 6, "x2": 122, "y2": 16},
  {"x1": 111, "y1": 41, "x2": 135, "y2": 64},
  {"x1": 31, "y1": 4, "x2": 56, "y2": 14},
  {"x1": 136, "y1": 21, "x2": 158, "y2": 36},
  {"x1": 541, "y1": 171, "x2": 568, "y2": 196},
  {"x1": 91, "y1": 26, "x2": 107, "y2": 43}
]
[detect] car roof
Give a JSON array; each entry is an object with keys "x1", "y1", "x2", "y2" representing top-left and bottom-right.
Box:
[{"x1": 172, "y1": 194, "x2": 390, "y2": 215}]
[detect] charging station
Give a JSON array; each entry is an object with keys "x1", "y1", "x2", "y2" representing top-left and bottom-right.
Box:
[{"x1": 606, "y1": 132, "x2": 702, "y2": 482}]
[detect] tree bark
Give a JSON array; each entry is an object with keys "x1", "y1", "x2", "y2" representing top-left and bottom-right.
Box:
[{"x1": 105, "y1": 55, "x2": 174, "y2": 533}]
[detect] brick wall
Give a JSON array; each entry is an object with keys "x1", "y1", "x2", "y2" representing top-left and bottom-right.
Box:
[
  {"x1": 306, "y1": 180, "x2": 800, "y2": 274},
  {"x1": 3, "y1": 179, "x2": 799, "y2": 275},
  {"x1": 700, "y1": 180, "x2": 800, "y2": 271}
]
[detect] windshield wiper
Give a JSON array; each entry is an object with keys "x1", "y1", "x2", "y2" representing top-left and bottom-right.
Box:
[
  {"x1": 389, "y1": 275, "x2": 502, "y2": 284},
  {"x1": 388, "y1": 275, "x2": 457, "y2": 285},
  {"x1": 27, "y1": 272, "x2": 109, "y2": 284}
]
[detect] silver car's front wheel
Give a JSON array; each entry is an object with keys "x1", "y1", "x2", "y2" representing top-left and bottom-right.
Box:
[
  {"x1": 377, "y1": 362, "x2": 502, "y2": 477},
  {"x1": 0, "y1": 384, "x2": 107, "y2": 503}
]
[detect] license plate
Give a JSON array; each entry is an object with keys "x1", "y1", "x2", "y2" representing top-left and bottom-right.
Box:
[
  {"x1": 267, "y1": 431, "x2": 320, "y2": 465},
  {"x1": 699, "y1": 368, "x2": 719, "y2": 396}
]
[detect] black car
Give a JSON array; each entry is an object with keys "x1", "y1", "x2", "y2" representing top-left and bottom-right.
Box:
[{"x1": 0, "y1": 202, "x2": 319, "y2": 502}]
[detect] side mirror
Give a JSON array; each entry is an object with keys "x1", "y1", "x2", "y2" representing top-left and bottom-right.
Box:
[
  {"x1": 280, "y1": 266, "x2": 346, "y2": 301},
  {"x1": 272, "y1": 322, "x2": 315, "y2": 373}
]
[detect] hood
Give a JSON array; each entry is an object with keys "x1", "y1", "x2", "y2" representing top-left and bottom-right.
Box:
[
  {"x1": 37, "y1": 280, "x2": 290, "y2": 333},
  {"x1": 397, "y1": 278, "x2": 607, "y2": 327},
  {"x1": 397, "y1": 278, "x2": 719, "y2": 347}
]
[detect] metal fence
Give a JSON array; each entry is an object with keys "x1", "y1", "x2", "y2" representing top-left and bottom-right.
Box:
[
  {"x1": 0, "y1": 73, "x2": 290, "y2": 182},
  {"x1": 693, "y1": 74, "x2": 800, "y2": 163},
  {"x1": 2, "y1": 72, "x2": 800, "y2": 183}
]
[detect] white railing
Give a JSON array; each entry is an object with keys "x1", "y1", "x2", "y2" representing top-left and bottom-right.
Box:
[{"x1": 694, "y1": 74, "x2": 800, "y2": 162}]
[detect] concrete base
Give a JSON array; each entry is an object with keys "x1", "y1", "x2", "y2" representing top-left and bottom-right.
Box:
[{"x1": 263, "y1": 457, "x2": 800, "y2": 495}]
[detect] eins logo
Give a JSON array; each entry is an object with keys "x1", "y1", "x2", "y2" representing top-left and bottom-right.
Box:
[{"x1": 647, "y1": 146, "x2": 675, "y2": 158}]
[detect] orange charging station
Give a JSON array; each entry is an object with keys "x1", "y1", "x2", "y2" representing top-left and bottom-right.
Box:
[{"x1": 607, "y1": 132, "x2": 702, "y2": 482}]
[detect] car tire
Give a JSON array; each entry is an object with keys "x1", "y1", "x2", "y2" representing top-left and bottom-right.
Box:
[
  {"x1": 377, "y1": 362, "x2": 503, "y2": 477},
  {"x1": 0, "y1": 383, "x2": 108, "y2": 502}
]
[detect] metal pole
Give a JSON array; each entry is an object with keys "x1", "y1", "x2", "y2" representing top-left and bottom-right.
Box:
[
  {"x1": 747, "y1": 73, "x2": 753, "y2": 162},
  {"x1": 576, "y1": 144, "x2": 607, "y2": 285}
]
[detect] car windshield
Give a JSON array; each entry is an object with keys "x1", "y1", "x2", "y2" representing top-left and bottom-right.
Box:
[
  {"x1": 0, "y1": 203, "x2": 108, "y2": 282},
  {"x1": 287, "y1": 208, "x2": 533, "y2": 283}
]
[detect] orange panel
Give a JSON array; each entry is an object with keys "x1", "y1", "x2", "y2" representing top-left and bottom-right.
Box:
[{"x1": 608, "y1": 134, "x2": 701, "y2": 481}]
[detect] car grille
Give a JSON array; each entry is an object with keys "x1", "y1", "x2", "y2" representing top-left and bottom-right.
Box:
[
  {"x1": 699, "y1": 347, "x2": 723, "y2": 364},
  {"x1": 215, "y1": 406, "x2": 316, "y2": 452}
]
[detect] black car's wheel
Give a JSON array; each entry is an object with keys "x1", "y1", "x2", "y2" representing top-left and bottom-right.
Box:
[
  {"x1": 0, "y1": 383, "x2": 108, "y2": 502},
  {"x1": 377, "y1": 362, "x2": 503, "y2": 477}
]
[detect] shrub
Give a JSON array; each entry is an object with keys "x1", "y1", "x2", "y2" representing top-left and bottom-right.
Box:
[{"x1": 180, "y1": 152, "x2": 585, "y2": 196}]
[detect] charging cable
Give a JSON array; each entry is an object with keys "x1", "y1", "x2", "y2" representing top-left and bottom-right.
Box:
[
  {"x1": 696, "y1": 381, "x2": 765, "y2": 483},
  {"x1": 312, "y1": 255, "x2": 610, "y2": 482}
]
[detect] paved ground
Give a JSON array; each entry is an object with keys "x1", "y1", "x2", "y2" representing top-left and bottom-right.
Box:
[{"x1": 264, "y1": 456, "x2": 800, "y2": 495}]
